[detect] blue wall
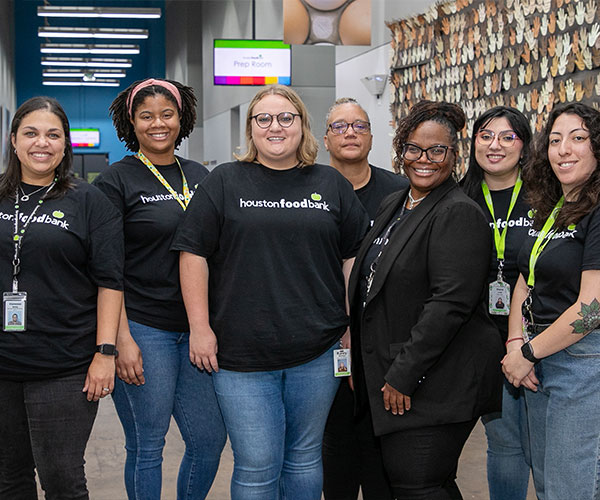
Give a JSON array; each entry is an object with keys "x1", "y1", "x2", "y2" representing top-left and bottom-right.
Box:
[{"x1": 15, "y1": 0, "x2": 165, "y2": 165}]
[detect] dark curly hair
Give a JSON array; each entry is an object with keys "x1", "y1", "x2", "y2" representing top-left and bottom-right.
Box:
[
  {"x1": 461, "y1": 106, "x2": 532, "y2": 199},
  {"x1": 0, "y1": 96, "x2": 73, "y2": 201},
  {"x1": 525, "y1": 102, "x2": 600, "y2": 230},
  {"x1": 109, "y1": 78, "x2": 197, "y2": 152},
  {"x1": 392, "y1": 100, "x2": 465, "y2": 174}
]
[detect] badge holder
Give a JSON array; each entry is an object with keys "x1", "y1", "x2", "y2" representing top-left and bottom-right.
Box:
[
  {"x1": 489, "y1": 261, "x2": 510, "y2": 316},
  {"x1": 333, "y1": 348, "x2": 351, "y2": 377},
  {"x1": 3, "y1": 291, "x2": 27, "y2": 332}
]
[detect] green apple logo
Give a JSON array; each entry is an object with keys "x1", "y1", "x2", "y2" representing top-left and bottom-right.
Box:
[
  {"x1": 52, "y1": 210, "x2": 64, "y2": 219},
  {"x1": 527, "y1": 209, "x2": 535, "y2": 218},
  {"x1": 311, "y1": 193, "x2": 322, "y2": 201},
  {"x1": 568, "y1": 224, "x2": 576, "y2": 230}
]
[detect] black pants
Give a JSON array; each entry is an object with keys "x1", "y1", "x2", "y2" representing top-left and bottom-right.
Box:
[
  {"x1": 322, "y1": 381, "x2": 393, "y2": 500},
  {"x1": 0, "y1": 373, "x2": 98, "y2": 500},
  {"x1": 380, "y1": 418, "x2": 477, "y2": 500}
]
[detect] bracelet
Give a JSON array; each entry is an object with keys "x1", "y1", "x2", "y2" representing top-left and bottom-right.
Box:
[{"x1": 505, "y1": 337, "x2": 525, "y2": 347}]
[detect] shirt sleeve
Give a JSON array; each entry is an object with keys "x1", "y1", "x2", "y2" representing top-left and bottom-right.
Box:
[
  {"x1": 92, "y1": 168, "x2": 126, "y2": 215},
  {"x1": 85, "y1": 186, "x2": 124, "y2": 291},
  {"x1": 582, "y1": 206, "x2": 600, "y2": 271},
  {"x1": 337, "y1": 176, "x2": 370, "y2": 259},
  {"x1": 170, "y1": 170, "x2": 224, "y2": 258}
]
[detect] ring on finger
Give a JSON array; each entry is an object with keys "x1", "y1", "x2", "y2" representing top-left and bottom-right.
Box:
[{"x1": 102, "y1": 387, "x2": 110, "y2": 392}]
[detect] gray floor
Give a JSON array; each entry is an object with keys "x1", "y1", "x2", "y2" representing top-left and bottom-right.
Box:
[{"x1": 45, "y1": 399, "x2": 536, "y2": 499}]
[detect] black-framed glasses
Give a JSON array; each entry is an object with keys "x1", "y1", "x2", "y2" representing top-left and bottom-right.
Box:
[
  {"x1": 401, "y1": 143, "x2": 454, "y2": 163},
  {"x1": 328, "y1": 120, "x2": 371, "y2": 135},
  {"x1": 251, "y1": 112, "x2": 301, "y2": 129},
  {"x1": 476, "y1": 129, "x2": 521, "y2": 147}
]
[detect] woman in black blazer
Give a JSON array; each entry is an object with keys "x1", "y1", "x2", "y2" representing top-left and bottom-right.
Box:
[{"x1": 348, "y1": 101, "x2": 504, "y2": 500}]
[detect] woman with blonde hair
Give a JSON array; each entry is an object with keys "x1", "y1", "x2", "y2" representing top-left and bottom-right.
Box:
[{"x1": 173, "y1": 84, "x2": 368, "y2": 500}]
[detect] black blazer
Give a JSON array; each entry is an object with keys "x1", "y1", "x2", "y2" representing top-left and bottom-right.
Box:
[{"x1": 349, "y1": 177, "x2": 503, "y2": 436}]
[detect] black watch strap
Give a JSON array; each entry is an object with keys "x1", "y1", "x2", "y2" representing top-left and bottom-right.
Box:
[
  {"x1": 96, "y1": 344, "x2": 118, "y2": 356},
  {"x1": 521, "y1": 342, "x2": 541, "y2": 363}
]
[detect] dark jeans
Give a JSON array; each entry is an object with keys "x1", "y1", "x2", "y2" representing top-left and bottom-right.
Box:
[
  {"x1": 322, "y1": 381, "x2": 393, "y2": 500},
  {"x1": 0, "y1": 373, "x2": 98, "y2": 500},
  {"x1": 380, "y1": 419, "x2": 477, "y2": 500}
]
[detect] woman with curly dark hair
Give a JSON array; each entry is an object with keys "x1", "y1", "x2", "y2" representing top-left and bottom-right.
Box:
[
  {"x1": 93, "y1": 79, "x2": 225, "y2": 500},
  {"x1": 503, "y1": 102, "x2": 600, "y2": 500},
  {"x1": 462, "y1": 106, "x2": 534, "y2": 500},
  {"x1": 348, "y1": 100, "x2": 503, "y2": 499}
]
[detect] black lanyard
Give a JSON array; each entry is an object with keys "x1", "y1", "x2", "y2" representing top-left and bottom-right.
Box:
[{"x1": 11, "y1": 182, "x2": 56, "y2": 292}]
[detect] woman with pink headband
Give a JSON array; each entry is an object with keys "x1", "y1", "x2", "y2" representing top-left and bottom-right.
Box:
[{"x1": 93, "y1": 78, "x2": 225, "y2": 500}]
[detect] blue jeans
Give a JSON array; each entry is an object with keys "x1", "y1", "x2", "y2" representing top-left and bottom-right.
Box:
[
  {"x1": 213, "y1": 344, "x2": 340, "y2": 500},
  {"x1": 483, "y1": 379, "x2": 531, "y2": 500},
  {"x1": 112, "y1": 321, "x2": 226, "y2": 500},
  {"x1": 525, "y1": 328, "x2": 600, "y2": 500},
  {"x1": 0, "y1": 373, "x2": 98, "y2": 500}
]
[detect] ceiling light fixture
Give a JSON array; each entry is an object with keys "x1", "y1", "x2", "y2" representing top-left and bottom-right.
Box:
[
  {"x1": 42, "y1": 68, "x2": 126, "y2": 78},
  {"x1": 38, "y1": 27, "x2": 149, "y2": 39},
  {"x1": 43, "y1": 78, "x2": 121, "y2": 87},
  {"x1": 41, "y1": 57, "x2": 133, "y2": 68},
  {"x1": 40, "y1": 43, "x2": 140, "y2": 55},
  {"x1": 37, "y1": 6, "x2": 161, "y2": 19}
]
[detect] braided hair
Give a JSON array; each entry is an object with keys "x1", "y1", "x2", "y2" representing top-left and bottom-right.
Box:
[
  {"x1": 109, "y1": 78, "x2": 197, "y2": 152},
  {"x1": 392, "y1": 100, "x2": 465, "y2": 174}
]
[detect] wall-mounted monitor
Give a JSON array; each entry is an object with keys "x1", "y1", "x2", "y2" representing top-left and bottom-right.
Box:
[
  {"x1": 70, "y1": 128, "x2": 100, "y2": 148},
  {"x1": 214, "y1": 39, "x2": 291, "y2": 86}
]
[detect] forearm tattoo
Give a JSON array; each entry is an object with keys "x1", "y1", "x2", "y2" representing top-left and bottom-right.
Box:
[{"x1": 570, "y1": 298, "x2": 600, "y2": 335}]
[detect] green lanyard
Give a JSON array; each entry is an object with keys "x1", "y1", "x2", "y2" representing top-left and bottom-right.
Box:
[
  {"x1": 527, "y1": 196, "x2": 564, "y2": 288},
  {"x1": 481, "y1": 171, "x2": 523, "y2": 263},
  {"x1": 135, "y1": 151, "x2": 190, "y2": 210}
]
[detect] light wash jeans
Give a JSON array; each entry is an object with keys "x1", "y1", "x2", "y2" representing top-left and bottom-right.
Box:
[
  {"x1": 213, "y1": 343, "x2": 341, "y2": 500},
  {"x1": 525, "y1": 328, "x2": 600, "y2": 500},
  {"x1": 483, "y1": 379, "x2": 531, "y2": 500},
  {"x1": 112, "y1": 320, "x2": 226, "y2": 500}
]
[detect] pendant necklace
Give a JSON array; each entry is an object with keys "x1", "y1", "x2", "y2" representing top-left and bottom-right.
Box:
[
  {"x1": 19, "y1": 184, "x2": 51, "y2": 202},
  {"x1": 407, "y1": 189, "x2": 426, "y2": 209}
]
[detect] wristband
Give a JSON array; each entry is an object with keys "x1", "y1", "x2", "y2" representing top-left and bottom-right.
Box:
[{"x1": 505, "y1": 337, "x2": 525, "y2": 347}]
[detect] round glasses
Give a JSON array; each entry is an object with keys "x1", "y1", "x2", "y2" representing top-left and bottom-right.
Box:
[
  {"x1": 401, "y1": 143, "x2": 453, "y2": 163},
  {"x1": 251, "y1": 112, "x2": 301, "y2": 129},
  {"x1": 328, "y1": 120, "x2": 371, "y2": 135},
  {"x1": 476, "y1": 130, "x2": 521, "y2": 147}
]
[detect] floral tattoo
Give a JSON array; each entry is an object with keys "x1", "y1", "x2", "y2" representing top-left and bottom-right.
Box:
[{"x1": 570, "y1": 298, "x2": 600, "y2": 335}]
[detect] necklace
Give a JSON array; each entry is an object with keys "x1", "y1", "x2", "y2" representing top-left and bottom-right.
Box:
[
  {"x1": 407, "y1": 189, "x2": 426, "y2": 209},
  {"x1": 19, "y1": 183, "x2": 51, "y2": 202}
]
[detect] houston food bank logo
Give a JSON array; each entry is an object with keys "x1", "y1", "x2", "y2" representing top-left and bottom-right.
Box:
[{"x1": 239, "y1": 192, "x2": 330, "y2": 211}]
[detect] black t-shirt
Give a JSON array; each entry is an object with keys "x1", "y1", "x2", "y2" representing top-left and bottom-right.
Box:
[
  {"x1": 0, "y1": 179, "x2": 123, "y2": 381},
  {"x1": 517, "y1": 204, "x2": 600, "y2": 324},
  {"x1": 93, "y1": 155, "x2": 208, "y2": 331},
  {"x1": 472, "y1": 186, "x2": 532, "y2": 339},
  {"x1": 172, "y1": 161, "x2": 369, "y2": 371},
  {"x1": 356, "y1": 165, "x2": 409, "y2": 222}
]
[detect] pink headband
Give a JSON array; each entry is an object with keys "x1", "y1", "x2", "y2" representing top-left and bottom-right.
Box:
[{"x1": 127, "y1": 78, "x2": 182, "y2": 118}]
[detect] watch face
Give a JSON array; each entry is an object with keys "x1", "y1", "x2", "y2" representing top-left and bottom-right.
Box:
[{"x1": 97, "y1": 344, "x2": 117, "y2": 355}]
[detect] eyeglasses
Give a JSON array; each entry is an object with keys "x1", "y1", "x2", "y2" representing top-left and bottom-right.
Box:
[
  {"x1": 251, "y1": 112, "x2": 301, "y2": 129},
  {"x1": 328, "y1": 120, "x2": 371, "y2": 135},
  {"x1": 401, "y1": 143, "x2": 454, "y2": 163},
  {"x1": 476, "y1": 130, "x2": 521, "y2": 147}
]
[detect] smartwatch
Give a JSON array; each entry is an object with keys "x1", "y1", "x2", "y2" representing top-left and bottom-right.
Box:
[
  {"x1": 96, "y1": 344, "x2": 118, "y2": 356},
  {"x1": 521, "y1": 341, "x2": 541, "y2": 364}
]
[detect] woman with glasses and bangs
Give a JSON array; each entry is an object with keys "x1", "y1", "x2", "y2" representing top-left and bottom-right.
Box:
[
  {"x1": 172, "y1": 85, "x2": 369, "y2": 500},
  {"x1": 348, "y1": 100, "x2": 503, "y2": 499},
  {"x1": 462, "y1": 106, "x2": 534, "y2": 500}
]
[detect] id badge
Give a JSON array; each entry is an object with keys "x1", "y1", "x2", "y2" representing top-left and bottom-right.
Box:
[
  {"x1": 489, "y1": 280, "x2": 510, "y2": 316},
  {"x1": 333, "y1": 348, "x2": 351, "y2": 377},
  {"x1": 522, "y1": 316, "x2": 531, "y2": 342},
  {"x1": 3, "y1": 292, "x2": 27, "y2": 332}
]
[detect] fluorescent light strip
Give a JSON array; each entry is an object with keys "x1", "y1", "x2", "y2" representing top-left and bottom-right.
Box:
[
  {"x1": 37, "y1": 6, "x2": 161, "y2": 19},
  {"x1": 43, "y1": 78, "x2": 121, "y2": 87},
  {"x1": 38, "y1": 27, "x2": 149, "y2": 40},
  {"x1": 41, "y1": 44, "x2": 140, "y2": 55},
  {"x1": 43, "y1": 69, "x2": 126, "y2": 78},
  {"x1": 41, "y1": 57, "x2": 132, "y2": 68}
]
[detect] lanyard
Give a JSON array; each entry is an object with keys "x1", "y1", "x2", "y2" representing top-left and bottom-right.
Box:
[
  {"x1": 135, "y1": 151, "x2": 190, "y2": 210},
  {"x1": 481, "y1": 172, "x2": 523, "y2": 266},
  {"x1": 12, "y1": 182, "x2": 56, "y2": 292},
  {"x1": 527, "y1": 196, "x2": 564, "y2": 288}
]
